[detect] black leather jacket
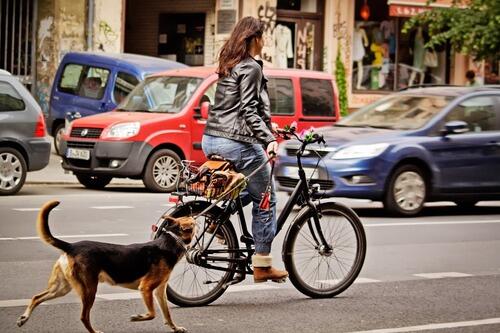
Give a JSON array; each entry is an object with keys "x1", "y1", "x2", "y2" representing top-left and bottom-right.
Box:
[{"x1": 204, "y1": 57, "x2": 275, "y2": 145}]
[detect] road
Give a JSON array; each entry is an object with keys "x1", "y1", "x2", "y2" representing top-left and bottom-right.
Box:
[{"x1": 1, "y1": 185, "x2": 500, "y2": 333}]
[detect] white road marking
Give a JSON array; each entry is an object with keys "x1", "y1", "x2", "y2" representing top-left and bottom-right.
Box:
[
  {"x1": 227, "y1": 284, "x2": 280, "y2": 293},
  {"x1": 90, "y1": 205, "x2": 134, "y2": 209},
  {"x1": 0, "y1": 233, "x2": 128, "y2": 241},
  {"x1": 318, "y1": 278, "x2": 381, "y2": 285},
  {"x1": 348, "y1": 317, "x2": 500, "y2": 333},
  {"x1": 413, "y1": 272, "x2": 473, "y2": 279},
  {"x1": 365, "y1": 219, "x2": 500, "y2": 227},
  {"x1": 0, "y1": 286, "x2": 280, "y2": 308},
  {"x1": 12, "y1": 208, "x2": 60, "y2": 212}
]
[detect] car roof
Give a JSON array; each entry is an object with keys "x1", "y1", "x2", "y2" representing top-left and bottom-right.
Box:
[
  {"x1": 151, "y1": 66, "x2": 335, "y2": 79},
  {"x1": 61, "y1": 52, "x2": 187, "y2": 74},
  {"x1": 399, "y1": 85, "x2": 500, "y2": 97}
]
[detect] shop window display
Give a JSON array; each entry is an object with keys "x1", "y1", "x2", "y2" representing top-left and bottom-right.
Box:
[{"x1": 352, "y1": 0, "x2": 448, "y2": 93}]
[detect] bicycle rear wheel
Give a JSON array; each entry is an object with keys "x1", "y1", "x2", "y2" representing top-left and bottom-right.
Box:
[
  {"x1": 283, "y1": 201, "x2": 366, "y2": 298},
  {"x1": 156, "y1": 201, "x2": 239, "y2": 306}
]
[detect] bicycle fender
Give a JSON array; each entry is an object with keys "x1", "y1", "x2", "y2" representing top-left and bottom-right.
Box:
[{"x1": 281, "y1": 204, "x2": 313, "y2": 257}]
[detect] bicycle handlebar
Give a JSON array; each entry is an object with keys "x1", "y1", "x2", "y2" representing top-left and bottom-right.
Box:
[{"x1": 274, "y1": 127, "x2": 326, "y2": 146}]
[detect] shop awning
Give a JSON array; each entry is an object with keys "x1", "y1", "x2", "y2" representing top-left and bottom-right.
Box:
[{"x1": 388, "y1": 0, "x2": 453, "y2": 17}]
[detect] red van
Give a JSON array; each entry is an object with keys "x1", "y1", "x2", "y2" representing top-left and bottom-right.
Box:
[{"x1": 60, "y1": 67, "x2": 339, "y2": 192}]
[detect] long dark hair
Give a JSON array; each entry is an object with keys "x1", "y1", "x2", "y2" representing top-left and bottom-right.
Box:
[{"x1": 217, "y1": 16, "x2": 264, "y2": 78}]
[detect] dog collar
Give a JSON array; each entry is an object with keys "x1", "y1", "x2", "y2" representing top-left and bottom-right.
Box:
[{"x1": 165, "y1": 230, "x2": 188, "y2": 251}]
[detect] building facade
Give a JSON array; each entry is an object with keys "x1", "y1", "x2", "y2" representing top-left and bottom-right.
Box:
[{"x1": 1, "y1": 0, "x2": 498, "y2": 114}]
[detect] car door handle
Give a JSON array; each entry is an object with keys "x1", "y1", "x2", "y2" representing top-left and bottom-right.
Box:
[{"x1": 486, "y1": 141, "x2": 500, "y2": 147}]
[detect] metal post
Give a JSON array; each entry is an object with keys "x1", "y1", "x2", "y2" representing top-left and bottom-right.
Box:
[
  {"x1": 18, "y1": 0, "x2": 23, "y2": 77},
  {"x1": 30, "y1": 0, "x2": 37, "y2": 94},
  {"x1": 4, "y1": 0, "x2": 9, "y2": 71},
  {"x1": 87, "y1": 0, "x2": 94, "y2": 51},
  {"x1": 11, "y1": 0, "x2": 15, "y2": 73},
  {"x1": 25, "y1": 0, "x2": 30, "y2": 80}
]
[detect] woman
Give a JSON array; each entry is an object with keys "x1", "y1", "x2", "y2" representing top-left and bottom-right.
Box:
[{"x1": 202, "y1": 16, "x2": 288, "y2": 283}]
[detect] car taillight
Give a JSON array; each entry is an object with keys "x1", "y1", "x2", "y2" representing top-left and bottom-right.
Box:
[{"x1": 34, "y1": 113, "x2": 47, "y2": 137}]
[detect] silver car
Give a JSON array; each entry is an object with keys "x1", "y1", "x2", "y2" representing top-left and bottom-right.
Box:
[{"x1": 0, "y1": 70, "x2": 51, "y2": 195}]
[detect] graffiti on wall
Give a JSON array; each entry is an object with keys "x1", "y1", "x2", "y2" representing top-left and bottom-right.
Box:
[
  {"x1": 36, "y1": 16, "x2": 54, "y2": 115},
  {"x1": 296, "y1": 22, "x2": 314, "y2": 70},
  {"x1": 257, "y1": 1, "x2": 276, "y2": 63},
  {"x1": 333, "y1": 18, "x2": 352, "y2": 90},
  {"x1": 97, "y1": 20, "x2": 119, "y2": 51}
]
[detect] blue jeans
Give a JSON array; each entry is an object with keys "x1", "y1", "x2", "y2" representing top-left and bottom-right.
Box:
[{"x1": 202, "y1": 135, "x2": 276, "y2": 254}]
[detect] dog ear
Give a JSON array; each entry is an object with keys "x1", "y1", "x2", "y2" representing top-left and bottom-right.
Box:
[{"x1": 160, "y1": 216, "x2": 179, "y2": 232}]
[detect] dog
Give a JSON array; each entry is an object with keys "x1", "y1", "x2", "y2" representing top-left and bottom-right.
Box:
[{"x1": 17, "y1": 200, "x2": 196, "y2": 333}]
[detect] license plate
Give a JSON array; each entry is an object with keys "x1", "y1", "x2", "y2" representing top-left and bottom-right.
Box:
[
  {"x1": 66, "y1": 148, "x2": 90, "y2": 160},
  {"x1": 282, "y1": 166, "x2": 318, "y2": 179}
]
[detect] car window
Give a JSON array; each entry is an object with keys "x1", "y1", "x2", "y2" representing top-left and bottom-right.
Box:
[
  {"x1": 300, "y1": 78, "x2": 334, "y2": 117},
  {"x1": 268, "y1": 78, "x2": 294, "y2": 115},
  {"x1": 0, "y1": 81, "x2": 25, "y2": 111},
  {"x1": 199, "y1": 81, "x2": 217, "y2": 106},
  {"x1": 113, "y1": 72, "x2": 140, "y2": 105},
  {"x1": 58, "y1": 63, "x2": 110, "y2": 100},
  {"x1": 338, "y1": 95, "x2": 452, "y2": 130},
  {"x1": 118, "y1": 76, "x2": 203, "y2": 113},
  {"x1": 444, "y1": 96, "x2": 498, "y2": 132}
]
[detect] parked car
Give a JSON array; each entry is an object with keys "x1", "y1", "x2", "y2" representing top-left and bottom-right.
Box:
[
  {"x1": 0, "y1": 71, "x2": 51, "y2": 195},
  {"x1": 275, "y1": 86, "x2": 500, "y2": 216},
  {"x1": 47, "y1": 52, "x2": 187, "y2": 154},
  {"x1": 59, "y1": 66, "x2": 340, "y2": 192}
]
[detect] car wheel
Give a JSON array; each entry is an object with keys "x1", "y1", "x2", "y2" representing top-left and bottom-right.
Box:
[
  {"x1": 384, "y1": 165, "x2": 427, "y2": 216},
  {"x1": 75, "y1": 173, "x2": 112, "y2": 189},
  {"x1": 143, "y1": 149, "x2": 181, "y2": 192},
  {"x1": 0, "y1": 147, "x2": 27, "y2": 195},
  {"x1": 53, "y1": 124, "x2": 65, "y2": 156}
]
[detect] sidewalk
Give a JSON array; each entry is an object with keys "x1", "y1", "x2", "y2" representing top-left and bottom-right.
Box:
[{"x1": 26, "y1": 150, "x2": 142, "y2": 186}]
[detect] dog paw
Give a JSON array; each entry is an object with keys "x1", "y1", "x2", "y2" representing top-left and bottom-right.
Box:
[
  {"x1": 173, "y1": 326, "x2": 187, "y2": 333},
  {"x1": 130, "y1": 314, "x2": 154, "y2": 321},
  {"x1": 16, "y1": 315, "x2": 28, "y2": 327}
]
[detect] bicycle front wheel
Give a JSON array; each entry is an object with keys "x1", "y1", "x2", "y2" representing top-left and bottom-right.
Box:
[
  {"x1": 157, "y1": 201, "x2": 239, "y2": 307},
  {"x1": 283, "y1": 201, "x2": 366, "y2": 298}
]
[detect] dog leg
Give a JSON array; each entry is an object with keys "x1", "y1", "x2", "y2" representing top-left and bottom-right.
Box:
[
  {"x1": 130, "y1": 285, "x2": 156, "y2": 322},
  {"x1": 71, "y1": 275, "x2": 102, "y2": 333},
  {"x1": 17, "y1": 261, "x2": 71, "y2": 327},
  {"x1": 155, "y1": 282, "x2": 186, "y2": 333}
]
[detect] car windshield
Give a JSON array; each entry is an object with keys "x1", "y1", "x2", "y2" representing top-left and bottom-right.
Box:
[
  {"x1": 117, "y1": 76, "x2": 202, "y2": 113},
  {"x1": 337, "y1": 95, "x2": 453, "y2": 130}
]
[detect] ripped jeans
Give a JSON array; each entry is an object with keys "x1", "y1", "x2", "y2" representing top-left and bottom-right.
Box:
[{"x1": 202, "y1": 134, "x2": 276, "y2": 254}]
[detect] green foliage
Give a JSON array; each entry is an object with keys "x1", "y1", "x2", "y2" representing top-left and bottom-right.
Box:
[
  {"x1": 403, "y1": 0, "x2": 500, "y2": 60},
  {"x1": 335, "y1": 44, "x2": 349, "y2": 117}
]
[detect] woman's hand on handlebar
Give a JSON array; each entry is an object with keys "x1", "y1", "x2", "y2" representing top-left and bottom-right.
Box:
[{"x1": 266, "y1": 140, "x2": 278, "y2": 158}]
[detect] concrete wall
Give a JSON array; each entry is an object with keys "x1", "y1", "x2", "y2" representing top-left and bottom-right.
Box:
[
  {"x1": 36, "y1": 0, "x2": 86, "y2": 115},
  {"x1": 93, "y1": 0, "x2": 124, "y2": 53}
]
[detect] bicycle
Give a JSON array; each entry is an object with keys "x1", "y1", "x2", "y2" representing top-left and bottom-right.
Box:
[{"x1": 152, "y1": 127, "x2": 367, "y2": 307}]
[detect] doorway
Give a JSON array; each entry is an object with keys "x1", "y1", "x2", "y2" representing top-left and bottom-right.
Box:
[{"x1": 157, "y1": 13, "x2": 206, "y2": 66}]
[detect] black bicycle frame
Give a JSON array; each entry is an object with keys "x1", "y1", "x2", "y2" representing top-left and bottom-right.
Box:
[{"x1": 184, "y1": 137, "x2": 331, "y2": 276}]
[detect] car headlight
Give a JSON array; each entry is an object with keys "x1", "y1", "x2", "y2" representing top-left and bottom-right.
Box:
[
  {"x1": 103, "y1": 122, "x2": 140, "y2": 139},
  {"x1": 332, "y1": 143, "x2": 389, "y2": 160}
]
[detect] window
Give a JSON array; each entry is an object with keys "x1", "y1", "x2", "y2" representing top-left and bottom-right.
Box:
[
  {"x1": 199, "y1": 81, "x2": 217, "y2": 106},
  {"x1": 118, "y1": 76, "x2": 202, "y2": 113},
  {"x1": 268, "y1": 78, "x2": 294, "y2": 115},
  {"x1": 300, "y1": 78, "x2": 335, "y2": 117},
  {"x1": 58, "y1": 63, "x2": 110, "y2": 100},
  {"x1": 339, "y1": 95, "x2": 452, "y2": 130},
  {"x1": 444, "y1": 96, "x2": 498, "y2": 132},
  {"x1": 0, "y1": 81, "x2": 25, "y2": 111},
  {"x1": 113, "y1": 72, "x2": 139, "y2": 104}
]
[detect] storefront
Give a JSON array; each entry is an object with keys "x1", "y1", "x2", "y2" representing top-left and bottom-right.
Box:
[{"x1": 328, "y1": 0, "x2": 488, "y2": 109}]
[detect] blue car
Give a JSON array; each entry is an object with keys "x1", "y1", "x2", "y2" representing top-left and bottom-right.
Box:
[
  {"x1": 47, "y1": 52, "x2": 187, "y2": 154},
  {"x1": 275, "y1": 86, "x2": 500, "y2": 216}
]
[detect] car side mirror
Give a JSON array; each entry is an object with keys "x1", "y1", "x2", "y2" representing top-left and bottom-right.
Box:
[
  {"x1": 441, "y1": 120, "x2": 469, "y2": 136},
  {"x1": 194, "y1": 101, "x2": 210, "y2": 120}
]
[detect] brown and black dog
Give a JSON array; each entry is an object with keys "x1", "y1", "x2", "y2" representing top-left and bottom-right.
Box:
[{"x1": 17, "y1": 201, "x2": 195, "y2": 333}]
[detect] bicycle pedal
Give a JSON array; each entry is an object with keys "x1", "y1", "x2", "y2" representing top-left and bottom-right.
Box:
[{"x1": 223, "y1": 274, "x2": 246, "y2": 288}]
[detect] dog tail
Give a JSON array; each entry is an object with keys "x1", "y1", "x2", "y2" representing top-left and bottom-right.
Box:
[{"x1": 37, "y1": 201, "x2": 71, "y2": 252}]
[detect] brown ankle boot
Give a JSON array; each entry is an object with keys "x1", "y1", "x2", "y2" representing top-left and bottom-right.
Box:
[
  {"x1": 253, "y1": 266, "x2": 288, "y2": 283},
  {"x1": 252, "y1": 254, "x2": 288, "y2": 283}
]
